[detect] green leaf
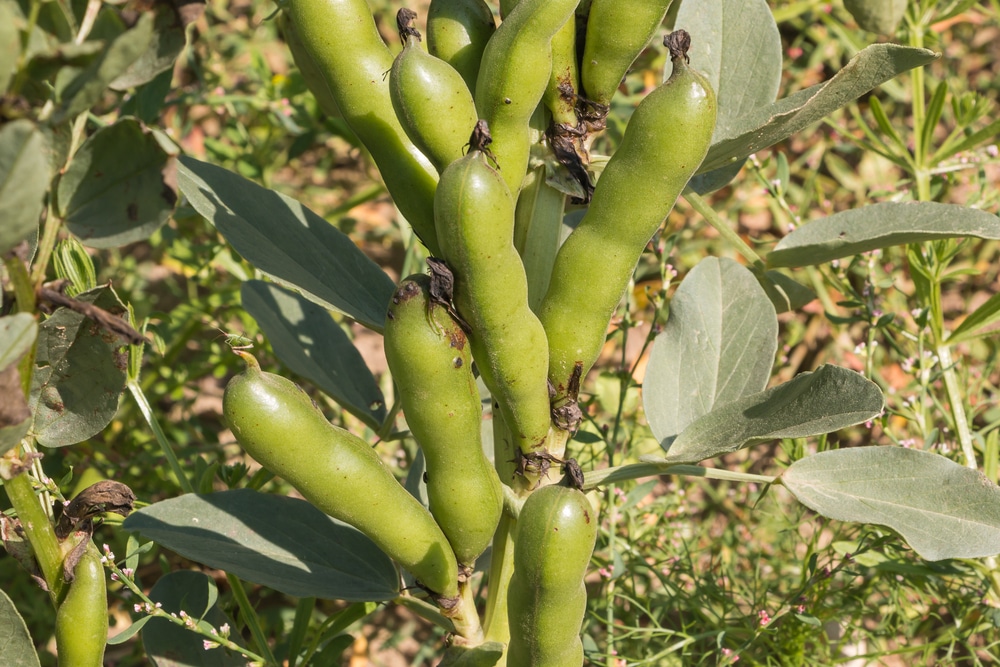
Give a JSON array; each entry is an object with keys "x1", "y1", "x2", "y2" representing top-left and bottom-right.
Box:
[
  {"x1": 108, "y1": 6, "x2": 186, "y2": 90},
  {"x1": 0, "y1": 120, "x2": 50, "y2": 254},
  {"x1": 0, "y1": 313, "x2": 37, "y2": 455},
  {"x1": 644, "y1": 258, "x2": 778, "y2": 446},
  {"x1": 122, "y1": 490, "x2": 400, "y2": 601},
  {"x1": 758, "y1": 269, "x2": 816, "y2": 313},
  {"x1": 767, "y1": 202, "x2": 1000, "y2": 268},
  {"x1": 672, "y1": 0, "x2": 782, "y2": 124},
  {"x1": 843, "y1": 0, "x2": 908, "y2": 35},
  {"x1": 677, "y1": 0, "x2": 782, "y2": 194},
  {"x1": 783, "y1": 446, "x2": 1000, "y2": 561},
  {"x1": 0, "y1": 588, "x2": 41, "y2": 667},
  {"x1": 141, "y1": 571, "x2": 247, "y2": 666},
  {"x1": 57, "y1": 118, "x2": 179, "y2": 248},
  {"x1": 0, "y1": 313, "x2": 37, "y2": 372},
  {"x1": 697, "y1": 44, "x2": 938, "y2": 174},
  {"x1": 178, "y1": 156, "x2": 394, "y2": 333},
  {"x1": 664, "y1": 365, "x2": 884, "y2": 463},
  {"x1": 949, "y1": 291, "x2": 1000, "y2": 345},
  {"x1": 0, "y1": 2, "x2": 19, "y2": 94},
  {"x1": 241, "y1": 280, "x2": 387, "y2": 428},
  {"x1": 107, "y1": 616, "x2": 153, "y2": 645},
  {"x1": 50, "y1": 13, "x2": 156, "y2": 124},
  {"x1": 29, "y1": 285, "x2": 128, "y2": 447}
]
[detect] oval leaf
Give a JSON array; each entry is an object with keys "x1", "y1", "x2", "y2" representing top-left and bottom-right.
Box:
[
  {"x1": 644, "y1": 257, "x2": 778, "y2": 447},
  {"x1": 843, "y1": 0, "x2": 907, "y2": 35},
  {"x1": 178, "y1": 156, "x2": 394, "y2": 332},
  {"x1": 241, "y1": 280, "x2": 386, "y2": 428},
  {"x1": 675, "y1": 0, "x2": 782, "y2": 194},
  {"x1": 0, "y1": 120, "x2": 50, "y2": 254},
  {"x1": 665, "y1": 365, "x2": 884, "y2": 463},
  {"x1": 122, "y1": 489, "x2": 400, "y2": 601},
  {"x1": 141, "y1": 571, "x2": 247, "y2": 667},
  {"x1": 57, "y1": 118, "x2": 179, "y2": 248},
  {"x1": 29, "y1": 285, "x2": 128, "y2": 448},
  {"x1": 109, "y1": 6, "x2": 186, "y2": 90},
  {"x1": 767, "y1": 201, "x2": 1000, "y2": 268},
  {"x1": 50, "y1": 13, "x2": 155, "y2": 124},
  {"x1": 0, "y1": 588, "x2": 41, "y2": 667},
  {"x1": 698, "y1": 44, "x2": 938, "y2": 175},
  {"x1": 783, "y1": 446, "x2": 1000, "y2": 561},
  {"x1": 0, "y1": 314, "x2": 37, "y2": 454}
]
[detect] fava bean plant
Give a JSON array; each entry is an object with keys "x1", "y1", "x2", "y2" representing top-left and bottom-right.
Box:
[{"x1": 3, "y1": 0, "x2": 1000, "y2": 665}]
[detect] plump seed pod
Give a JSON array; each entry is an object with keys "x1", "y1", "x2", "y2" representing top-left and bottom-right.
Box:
[
  {"x1": 427, "y1": 0, "x2": 496, "y2": 93},
  {"x1": 384, "y1": 274, "x2": 504, "y2": 565},
  {"x1": 223, "y1": 352, "x2": 459, "y2": 598},
  {"x1": 543, "y1": 15, "x2": 580, "y2": 127},
  {"x1": 276, "y1": 13, "x2": 341, "y2": 119},
  {"x1": 539, "y1": 30, "x2": 717, "y2": 405},
  {"x1": 434, "y1": 122, "x2": 552, "y2": 456},
  {"x1": 506, "y1": 485, "x2": 599, "y2": 667},
  {"x1": 581, "y1": 0, "x2": 674, "y2": 109},
  {"x1": 474, "y1": 0, "x2": 580, "y2": 197},
  {"x1": 55, "y1": 546, "x2": 107, "y2": 667},
  {"x1": 279, "y1": 0, "x2": 440, "y2": 254},
  {"x1": 390, "y1": 9, "x2": 480, "y2": 173}
]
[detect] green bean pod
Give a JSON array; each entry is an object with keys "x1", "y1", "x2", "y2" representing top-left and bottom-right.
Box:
[
  {"x1": 55, "y1": 546, "x2": 107, "y2": 667},
  {"x1": 384, "y1": 274, "x2": 503, "y2": 566},
  {"x1": 539, "y1": 31, "x2": 716, "y2": 403},
  {"x1": 581, "y1": 0, "x2": 674, "y2": 108},
  {"x1": 543, "y1": 15, "x2": 580, "y2": 127},
  {"x1": 434, "y1": 125, "x2": 552, "y2": 455},
  {"x1": 279, "y1": 0, "x2": 440, "y2": 254},
  {"x1": 474, "y1": 0, "x2": 580, "y2": 197},
  {"x1": 506, "y1": 485, "x2": 598, "y2": 667},
  {"x1": 390, "y1": 11, "x2": 480, "y2": 174},
  {"x1": 427, "y1": 0, "x2": 496, "y2": 93},
  {"x1": 223, "y1": 353, "x2": 459, "y2": 598},
  {"x1": 276, "y1": 13, "x2": 341, "y2": 119}
]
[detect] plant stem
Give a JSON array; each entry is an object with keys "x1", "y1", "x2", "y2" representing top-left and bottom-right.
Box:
[
  {"x1": 128, "y1": 381, "x2": 196, "y2": 494},
  {"x1": 450, "y1": 579, "x2": 485, "y2": 644},
  {"x1": 1, "y1": 463, "x2": 65, "y2": 602},
  {"x1": 936, "y1": 345, "x2": 977, "y2": 468},
  {"x1": 684, "y1": 190, "x2": 766, "y2": 268},
  {"x1": 226, "y1": 572, "x2": 278, "y2": 666},
  {"x1": 582, "y1": 461, "x2": 776, "y2": 491}
]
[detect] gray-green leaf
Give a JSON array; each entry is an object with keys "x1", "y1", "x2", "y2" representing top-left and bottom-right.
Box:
[
  {"x1": 122, "y1": 490, "x2": 400, "y2": 601},
  {"x1": 644, "y1": 258, "x2": 778, "y2": 447},
  {"x1": 783, "y1": 446, "x2": 1000, "y2": 561},
  {"x1": 50, "y1": 13, "x2": 155, "y2": 124},
  {"x1": 665, "y1": 365, "x2": 884, "y2": 463},
  {"x1": 767, "y1": 202, "x2": 1000, "y2": 269},
  {"x1": 57, "y1": 118, "x2": 179, "y2": 248},
  {"x1": 29, "y1": 286, "x2": 128, "y2": 447},
  {"x1": 0, "y1": 120, "x2": 50, "y2": 254},
  {"x1": 843, "y1": 0, "x2": 908, "y2": 35},
  {"x1": 697, "y1": 44, "x2": 938, "y2": 175},
  {"x1": 178, "y1": 156, "x2": 394, "y2": 333},
  {"x1": 0, "y1": 588, "x2": 41, "y2": 667}
]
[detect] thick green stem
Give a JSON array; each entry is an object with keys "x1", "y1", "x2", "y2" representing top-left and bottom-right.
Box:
[
  {"x1": 936, "y1": 345, "x2": 977, "y2": 469},
  {"x1": 450, "y1": 578, "x2": 485, "y2": 644},
  {"x1": 2, "y1": 464, "x2": 65, "y2": 602},
  {"x1": 483, "y1": 414, "x2": 517, "y2": 656}
]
